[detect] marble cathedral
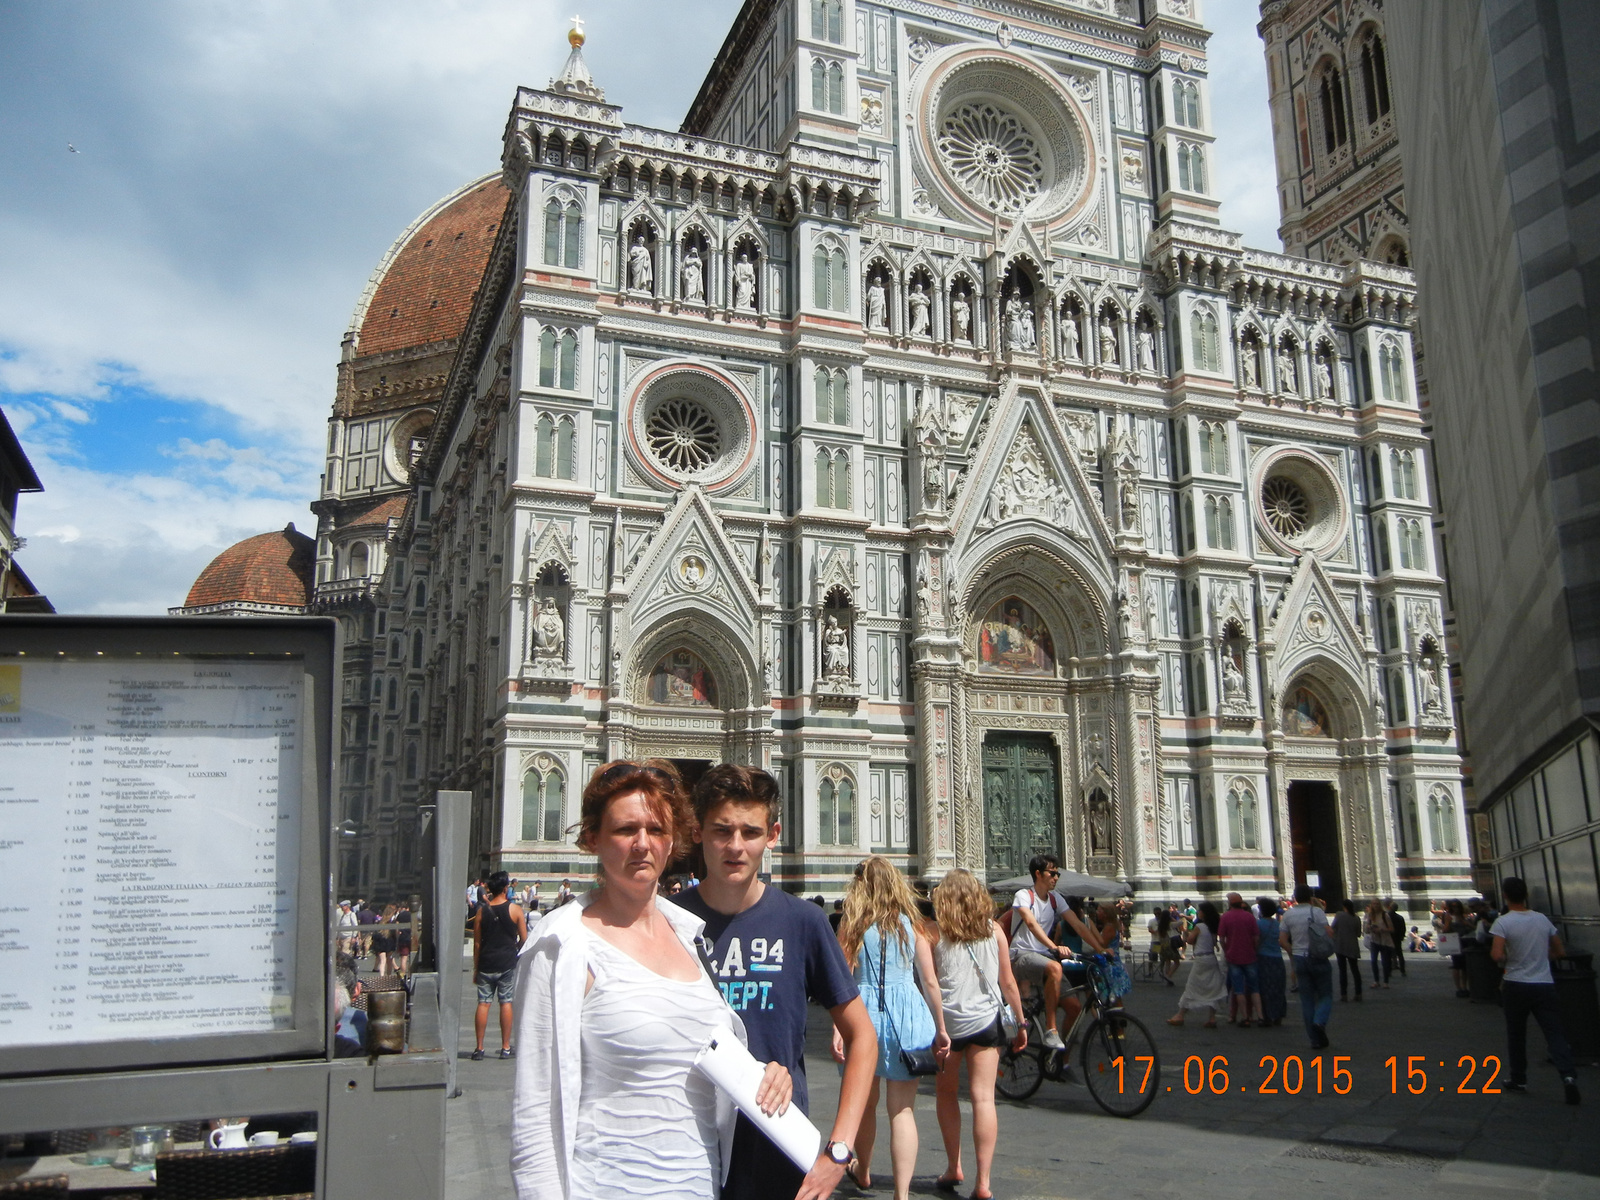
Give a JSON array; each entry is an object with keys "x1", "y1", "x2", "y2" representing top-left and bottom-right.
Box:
[{"x1": 308, "y1": 0, "x2": 1471, "y2": 907}]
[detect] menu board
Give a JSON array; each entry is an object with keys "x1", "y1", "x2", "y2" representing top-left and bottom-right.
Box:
[{"x1": 0, "y1": 657, "x2": 304, "y2": 1050}]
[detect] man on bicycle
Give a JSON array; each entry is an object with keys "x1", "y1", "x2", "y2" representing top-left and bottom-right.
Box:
[{"x1": 1009, "y1": 854, "x2": 1087, "y2": 1051}]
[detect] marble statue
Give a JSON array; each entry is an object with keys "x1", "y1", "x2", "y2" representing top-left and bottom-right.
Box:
[
  {"x1": 908, "y1": 282, "x2": 930, "y2": 336},
  {"x1": 1099, "y1": 314, "x2": 1118, "y2": 364},
  {"x1": 681, "y1": 245, "x2": 704, "y2": 303},
  {"x1": 733, "y1": 252, "x2": 756, "y2": 310},
  {"x1": 1277, "y1": 350, "x2": 1297, "y2": 394},
  {"x1": 1314, "y1": 357, "x2": 1333, "y2": 399},
  {"x1": 1136, "y1": 326, "x2": 1156, "y2": 373},
  {"x1": 1222, "y1": 653, "x2": 1246, "y2": 702},
  {"x1": 1241, "y1": 344, "x2": 1258, "y2": 388},
  {"x1": 866, "y1": 275, "x2": 888, "y2": 331},
  {"x1": 1061, "y1": 311, "x2": 1080, "y2": 360},
  {"x1": 628, "y1": 234, "x2": 653, "y2": 292},
  {"x1": 951, "y1": 292, "x2": 971, "y2": 342},
  {"x1": 534, "y1": 596, "x2": 565, "y2": 659},
  {"x1": 821, "y1": 614, "x2": 850, "y2": 678}
]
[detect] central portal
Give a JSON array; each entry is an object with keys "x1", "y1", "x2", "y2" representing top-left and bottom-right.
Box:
[
  {"x1": 983, "y1": 733, "x2": 1061, "y2": 877},
  {"x1": 668, "y1": 758, "x2": 715, "y2": 795},
  {"x1": 1287, "y1": 781, "x2": 1345, "y2": 902}
]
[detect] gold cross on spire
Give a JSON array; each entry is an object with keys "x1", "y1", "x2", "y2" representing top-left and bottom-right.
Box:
[{"x1": 568, "y1": 13, "x2": 586, "y2": 47}]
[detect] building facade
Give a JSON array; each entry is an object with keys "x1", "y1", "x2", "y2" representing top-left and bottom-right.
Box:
[
  {"x1": 1388, "y1": 0, "x2": 1600, "y2": 947},
  {"x1": 315, "y1": 0, "x2": 1472, "y2": 908},
  {"x1": 1257, "y1": 0, "x2": 1408, "y2": 267}
]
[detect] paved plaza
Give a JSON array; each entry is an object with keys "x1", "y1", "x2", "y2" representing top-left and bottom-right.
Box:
[{"x1": 444, "y1": 948, "x2": 1599, "y2": 1200}]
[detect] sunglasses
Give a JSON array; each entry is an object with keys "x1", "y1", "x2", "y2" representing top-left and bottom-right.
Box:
[{"x1": 594, "y1": 760, "x2": 677, "y2": 788}]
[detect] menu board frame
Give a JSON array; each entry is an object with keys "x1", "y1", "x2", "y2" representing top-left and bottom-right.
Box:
[{"x1": 0, "y1": 615, "x2": 336, "y2": 1079}]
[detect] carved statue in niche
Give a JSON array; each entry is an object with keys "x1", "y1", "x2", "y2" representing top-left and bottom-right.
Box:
[
  {"x1": 1003, "y1": 288, "x2": 1034, "y2": 351},
  {"x1": 1314, "y1": 355, "x2": 1333, "y2": 399},
  {"x1": 821, "y1": 614, "x2": 851, "y2": 679},
  {"x1": 1144, "y1": 580, "x2": 1161, "y2": 639},
  {"x1": 1277, "y1": 347, "x2": 1297, "y2": 394},
  {"x1": 1061, "y1": 309, "x2": 1081, "y2": 360},
  {"x1": 1099, "y1": 313, "x2": 1119, "y2": 364},
  {"x1": 533, "y1": 596, "x2": 565, "y2": 661},
  {"x1": 1116, "y1": 584, "x2": 1135, "y2": 643},
  {"x1": 951, "y1": 292, "x2": 972, "y2": 342},
  {"x1": 866, "y1": 274, "x2": 888, "y2": 331},
  {"x1": 916, "y1": 571, "x2": 934, "y2": 623},
  {"x1": 1119, "y1": 475, "x2": 1140, "y2": 531},
  {"x1": 733, "y1": 251, "x2": 757, "y2": 310},
  {"x1": 1136, "y1": 325, "x2": 1156, "y2": 374},
  {"x1": 1088, "y1": 791, "x2": 1112, "y2": 855},
  {"x1": 1421, "y1": 657, "x2": 1446, "y2": 715},
  {"x1": 908, "y1": 281, "x2": 931, "y2": 336},
  {"x1": 1222, "y1": 651, "x2": 1247, "y2": 702},
  {"x1": 629, "y1": 234, "x2": 654, "y2": 292},
  {"x1": 1241, "y1": 341, "x2": 1259, "y2": 388},
  {"x1": 681, "y1": 244, "x2": 704, "y2": 302}
]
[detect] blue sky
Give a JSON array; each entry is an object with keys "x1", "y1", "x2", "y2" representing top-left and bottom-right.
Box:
[{"x1": 0, "y1": 0, "x2": 1277, "y2": 613}]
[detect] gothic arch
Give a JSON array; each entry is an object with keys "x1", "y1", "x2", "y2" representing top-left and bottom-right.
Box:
[
  {"x1": 1278, "y1": 656, "x2": 1372, "y2": 742},
  {"x1": 625, "y1": 611, "x2": 758, "y2": 714},
  {"x1": 959, "y1": 540, "x2": 1109, "y2": 662}
]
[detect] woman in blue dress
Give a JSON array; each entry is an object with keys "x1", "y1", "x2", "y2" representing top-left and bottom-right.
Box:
[{"x1": 835, "y1": 857, "x2": 950, "y2": 1200}]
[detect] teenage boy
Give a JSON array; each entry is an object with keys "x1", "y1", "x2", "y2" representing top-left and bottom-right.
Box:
[
  {"x1": 673, "y1": 764, "x2": 877, "y2": 1200},
  {"x1": 1491, "y1": 876, "x2": 1580, "y2": 1104}
]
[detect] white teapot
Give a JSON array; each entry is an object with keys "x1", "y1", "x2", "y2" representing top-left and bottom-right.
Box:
[{"x1": 208, "y1": 1123, "x2": 248, "y2": 1150}]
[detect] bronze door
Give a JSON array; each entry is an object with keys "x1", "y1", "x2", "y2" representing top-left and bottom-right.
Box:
[{"x1": 983, "y1": 733, "x2": 1061, "y2": 877}]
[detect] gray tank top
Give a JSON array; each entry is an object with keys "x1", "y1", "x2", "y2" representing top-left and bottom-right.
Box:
[{"x1": 933, "y1": 931, "x2": 1003, "y2": 1040}]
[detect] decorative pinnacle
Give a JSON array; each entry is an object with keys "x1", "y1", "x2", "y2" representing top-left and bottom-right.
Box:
[{"x1": 569, "y1": 14, "x2": 585, "y2": 47}]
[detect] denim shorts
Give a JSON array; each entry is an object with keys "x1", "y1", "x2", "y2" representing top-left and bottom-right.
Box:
[
  {"x1": 476, "y1": 967, "x2": 516, "y2": 1004},
  {"x1": 1228, "y1": 961, "x2": 1260, "y2": 994}
]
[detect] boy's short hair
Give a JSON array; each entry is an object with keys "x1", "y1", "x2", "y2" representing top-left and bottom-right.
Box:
[
  {"x1": 1501, "y1": 875, "x2": 1528, "y2": 904},
  {"x1": 1027, "y1": 852, "x2": 1059, "y2": 879},
  {"x1": 691, "y1": 763, "x2": 782, "y2": 828}
]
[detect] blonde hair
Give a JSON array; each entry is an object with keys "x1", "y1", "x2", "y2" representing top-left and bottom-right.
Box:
[
  {"x1": 837, "y1": 856, "x2": 923, "y2": 968},
  {"x1": 932, "y1": 868, "x2": 994, "y2": 945}
]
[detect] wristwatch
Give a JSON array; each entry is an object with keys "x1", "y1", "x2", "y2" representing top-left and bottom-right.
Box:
[{"x1": 824, "y1": 1140, "x2": 853, "y2": 1167}]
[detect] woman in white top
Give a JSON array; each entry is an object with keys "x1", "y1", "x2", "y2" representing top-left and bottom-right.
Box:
[
  {"x1": 511, "y1": 761, "x2": 792, "y2": 1200},
  {"x1": 929, "y1": 869, "x2": 1026, "y2": 1200},
  {"x1": 1166, "y1": 901, "x2": 1229, "y2": 1028}
]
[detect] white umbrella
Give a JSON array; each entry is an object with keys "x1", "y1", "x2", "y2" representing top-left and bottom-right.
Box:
[{"x1": 989, "y1": 870, "x2": 1132, "y2": 899}]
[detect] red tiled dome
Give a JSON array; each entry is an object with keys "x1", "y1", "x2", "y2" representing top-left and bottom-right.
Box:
[
  {"x1": 353, "y1": 175, "x2": 511, "y2": 357},
  {"x1": 184, "y1": 524, "x2": 316, "y2": 610}
]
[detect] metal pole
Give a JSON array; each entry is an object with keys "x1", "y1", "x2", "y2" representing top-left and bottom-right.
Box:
[{"x1": 434, "y1": 790, "x2": 472, "y2": 1099}]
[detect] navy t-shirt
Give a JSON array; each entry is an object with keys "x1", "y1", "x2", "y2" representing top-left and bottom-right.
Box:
[{"x1": 673, "y1": 885, "x2": 858, "y2": 1115}]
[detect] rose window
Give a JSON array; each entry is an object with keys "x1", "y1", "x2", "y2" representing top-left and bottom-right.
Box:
[
  {"x1": 1262, "y1": 476, "x2": 1310, "y2": 539},
  {"x1": 937, "y1": 102, "x2": 1043, "y2": 212},
  {"x1": 645, "y1": 398, "x2": 721, "y2": 473}
]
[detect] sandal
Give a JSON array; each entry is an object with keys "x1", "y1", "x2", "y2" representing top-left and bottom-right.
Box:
[
  {"x1": 1166, "y1": 1017, "x2": 1185, "y2": 1026},
  {"x1": 848, "y1": 1166, "x2": 873, "y2": 1192},
  {"x1": 936, "y1": 1176, "x2": 962, "y2": 1192}
]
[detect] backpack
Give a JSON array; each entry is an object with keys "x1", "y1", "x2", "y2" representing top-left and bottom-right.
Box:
[
  {"x1": 1305, "y1": 906, "x2": 1335, "y2": 959},
  {"x1": 1011, "y1": 888, "x2": 1063, "y2": 944}
]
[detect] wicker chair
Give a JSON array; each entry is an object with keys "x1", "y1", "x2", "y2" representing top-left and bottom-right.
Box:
[
  {"x1": 0, "y1": 1176, "x2": 68, "y2": 1198},
  {"x1": 153, "y1": 1144, "x2": 315, "y2": 1200}
]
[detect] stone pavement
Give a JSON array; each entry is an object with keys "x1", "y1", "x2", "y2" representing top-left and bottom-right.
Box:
[{"x1": 444, "y1": 945, "x2": 1599, "y2": 1200}]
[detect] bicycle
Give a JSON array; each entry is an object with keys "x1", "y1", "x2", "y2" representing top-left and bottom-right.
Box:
[{"x1": 995, "y1": 954, "x2": 1160, "y2": 1118}]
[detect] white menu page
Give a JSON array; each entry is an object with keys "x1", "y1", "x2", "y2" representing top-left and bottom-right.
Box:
[{"x1": 0, "y1": 657, "x2": 303, "y2": 1049}]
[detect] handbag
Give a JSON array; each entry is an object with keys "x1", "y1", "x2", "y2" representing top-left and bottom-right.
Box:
[
  {"x1": 1437, "y1": 932, "x2": 1462, "y2": 956},
  {"x1": 1306, "y1": 909, "x2": 1335, "y2": 960},
  {"x1": 867, "y1": 935, "x2": 940, "y2": 1077},
  {"x1": 965, "y1": 938, "x2": 1020, "y2": 1041}
]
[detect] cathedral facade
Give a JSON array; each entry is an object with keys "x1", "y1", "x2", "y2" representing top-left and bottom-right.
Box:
[{"x1": 312, "y1": 0, "x2": 1471, "y2": 908}]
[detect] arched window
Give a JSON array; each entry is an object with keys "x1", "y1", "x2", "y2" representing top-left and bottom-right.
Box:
[
  {"x1": 521, "y1": 764, "x2": 567, "y2": 842},
  {"x1": 826, "y1": 62, "x2": 845, "y2": 115},
  {"x1": 1319, "y1": 67, "x2": 1349, "y2": 152},
  {"x1": 1220, "y1": 497, "x2": 1236, "y2": 550},
  {"x1": 407, "y1": 690, "x2": 421, "y2": 724},
  {"x1": 386, "y1": 677, "x2": 398, "y2": 712},
  {"x1": 1368, "y1": 448, "x2": 1384, "y2": 499},
  {"x1": 1374, "y1": 518, "x2": 1392, "y2": 572},
  {"x1": 1361, "y1": 31, "x2": 1392, "y2": 124},
  {"x1": 1427, "y1": 790, "x2": 1446, "y2": 854},
  {"x1": 1182, "y1": 144, "x2": 1206, "y2": 192},
  {"x1": 535, "y1": 414, "x2": 555, "y2": 476},
  {"x1": 1204, "y1": 496, "x2": 1220, "y2": 548},
  {"x1": 411, "y1": 630, "x2": 424, "y2": 669},
  {"x1": 818, "y1": 767, "x2": 855, "y2": 845},
  {"x1": 414, "y1": 580, "x2": 426, "y2": 610},
  {"x1": 1388, "y1": 666, "x2": 1408, "y2": 723},
  {"x1": 811, "y1": 0, "x2": 842, "y2": 42},
  {"x1": 1400, "y1": 518, "x2": 1427, "y2": 570},
  {"x1": 811, "y1": 57, "x2": 826, "y2": 110},
  {"x1": 404, "y1": 743, "x2": 418, "y2": 780},
  {"x1": 543, "y1": 198, "x2": 582, "y2": 269},
  {"x1": 1172, "y1": 78, "x2": 1201, "y2": 128},
  {"x1": 348, "y1": 542, "x2": 369, "y2": 578},
  {"x1": 1191, "y1": 306, "x2": 1220, "y2": 372},
  {"x1": 1391, "y1": 449, "x2": 1419, "y2": 500},
  {"x1": 539, "y1": 328, "x2": 578, "y2": 390},
  {"x1": 812, "y1": 246, "x2": 849, "y2": 311},
  {"x1": 383, "y1": 729, "x2": 395, "y2": 758},
  {"x1": 1384, "y1": 600, "x2": 1400, "y2": 651},
  {"x1": 1379, "y1": 339, "x2": 1406, "y2": 403},
  {"x1": 816, "y1": 448, "x2": 850, "y2": 509},
  {"x1": 814, "y1": 367, "x2": 848, "y2": 425},
  {"x1": 556, "y1": 415, "x2": 575, "y2": 479}
]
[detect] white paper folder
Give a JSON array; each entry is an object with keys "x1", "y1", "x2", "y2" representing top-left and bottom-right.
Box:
[{"x1": 693, "y1": 1028, "x2": 822, "y2": 1172}]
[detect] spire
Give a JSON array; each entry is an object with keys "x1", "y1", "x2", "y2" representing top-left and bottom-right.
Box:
[{"x1": 550, "y1": 15, "x2": 604, "y2": 101}]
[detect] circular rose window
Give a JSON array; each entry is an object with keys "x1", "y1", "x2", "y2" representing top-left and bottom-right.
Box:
[
  {"x1": 645, "y1": 398, "x2": 720, "y2": 472},
  {"x1": 626, "y1": 364, "x2": 755, "y2": 493},
  {"x1": 912, "y1": 48, "x2": 1093, "y2": 227},
  {"x1": 1254, "y1": 451, "x2": 1348, "y2": 556}
]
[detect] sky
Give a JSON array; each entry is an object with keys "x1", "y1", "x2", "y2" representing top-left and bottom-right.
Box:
[{"x1": 0, "y1": 0, "x2": 1278, "y2": 615}]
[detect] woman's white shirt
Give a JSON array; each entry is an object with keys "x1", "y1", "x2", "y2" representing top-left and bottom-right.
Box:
[
  {"x1": 932, "y1": 930, "x2": 1004, "y2": 1040},
  {"x1": 510, "y1": 892, "x2": 745, "y2": 1200}
]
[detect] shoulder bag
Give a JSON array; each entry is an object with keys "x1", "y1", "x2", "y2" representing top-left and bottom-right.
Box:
[
  {"x1": 1306, "y1": 907, "x2": 1336, "y2": 960},
  {"x1": 867, "y1": 935, "x2": 940, "y2": 1076},
  {"x1": 965, "y1": 935, "x2": 1021, "y2": 1040}
]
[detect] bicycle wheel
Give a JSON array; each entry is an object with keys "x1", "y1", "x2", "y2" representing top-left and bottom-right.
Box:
[
  {"x1": 1080, "y1": 1010, "x2": 1160, "y2": 1117},
  {"x1": 995, "y1": 1046, "x2": 1045, "y2": 1101}
]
